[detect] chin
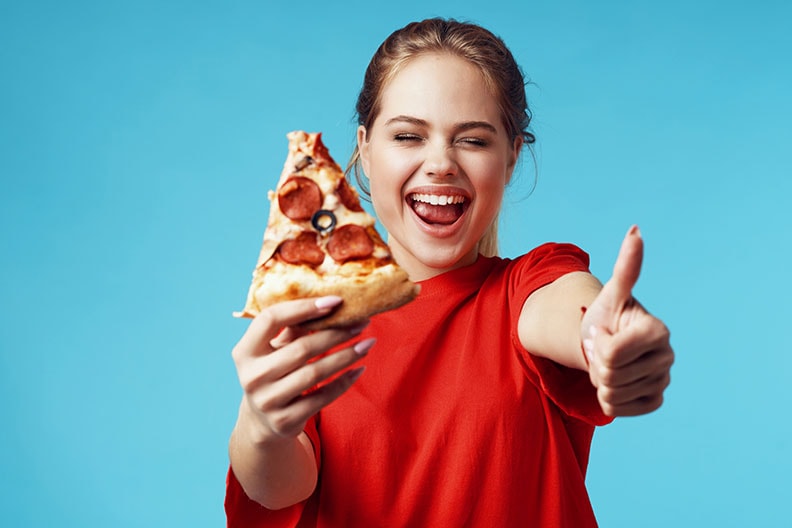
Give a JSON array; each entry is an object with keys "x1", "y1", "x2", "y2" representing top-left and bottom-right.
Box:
[{"x1": 418, "y1": 246, "x2": 478, "y2": 272}]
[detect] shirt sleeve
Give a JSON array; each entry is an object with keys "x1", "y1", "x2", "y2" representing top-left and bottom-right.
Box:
[
  {"x1": 224, "y1": 416, "x2": 321, "y2": 527},
  {"x1": 507, "y1": 242, "x2": 613, "y2": 427}
]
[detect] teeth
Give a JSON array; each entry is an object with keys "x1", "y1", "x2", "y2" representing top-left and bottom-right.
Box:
[{"x1": 411, "y1": 193, "x2": 465, "y2": 206}]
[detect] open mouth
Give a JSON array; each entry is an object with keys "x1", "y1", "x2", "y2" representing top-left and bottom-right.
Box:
[{"x1": 408, "y1": 193, "x2": 468, "y2": 225}]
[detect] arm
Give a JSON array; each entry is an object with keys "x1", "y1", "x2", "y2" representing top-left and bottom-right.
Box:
[
  {"x1": 518, "y1": 227, "x2": 674, "y2": 417},
  {"x1": 229, "y1": 404, "x2": 318, "y2": 509},
  {"x1": 518, "y1": 270, "x2": 602, "y2": 371},
  {"x1": 228, "y1": 296, "x2": 371, "y2": 509}
]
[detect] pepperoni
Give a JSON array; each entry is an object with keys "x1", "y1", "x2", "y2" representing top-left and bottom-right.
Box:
[
  {"x1": 310, "y1": 133, "x2": 333, "y2": 165},
  {"x1": 327, "y1": 225, "x2": 374, "y2": 263},
  {"x1": 278, "y1": 177, "x2": 322, "y2": 220},
  {"x1": 277, "y1": 232, "x2": 325, "y2": 267},
  {"x1": 336, "y1": 178, "x2": 364, "y2": 212}
]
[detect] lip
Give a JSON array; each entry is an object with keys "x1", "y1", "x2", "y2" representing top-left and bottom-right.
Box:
[{"x1": 405, "y1": 185, "x2": 471, "y2": 238}]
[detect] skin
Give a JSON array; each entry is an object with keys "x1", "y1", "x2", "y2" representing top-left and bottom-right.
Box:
[
  {"x1": 229, "y1": 51, "x2": 674, "y2": 509},
  {"x1": 358, "y1": 53, "x2": 521, "y2": 280},
  {"x1": 230, "y1": 296, "x2": 372, "y2": 508}
]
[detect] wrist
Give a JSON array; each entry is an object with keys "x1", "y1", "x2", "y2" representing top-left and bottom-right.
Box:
[{"x1": 236, "y1": 398, "x2": 291, "y2": 448}]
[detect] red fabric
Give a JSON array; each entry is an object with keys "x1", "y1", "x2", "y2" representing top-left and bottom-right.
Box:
[{"x1": 226, "y1": 243, "x2": 613, "y2": 527}]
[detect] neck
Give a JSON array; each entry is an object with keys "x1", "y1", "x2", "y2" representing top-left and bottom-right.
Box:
[{"x1": 388, "y1": 239, "x2": 481, "y2": 282}]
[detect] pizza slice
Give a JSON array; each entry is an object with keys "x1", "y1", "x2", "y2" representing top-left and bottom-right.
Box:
[{"x1": 234, "y1": 131, "x2": 419, "y2": 329}]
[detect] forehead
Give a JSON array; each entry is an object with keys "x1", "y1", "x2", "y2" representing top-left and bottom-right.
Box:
[{"x1": 375, "y1": 53, "x2": 504, "y2": 128}]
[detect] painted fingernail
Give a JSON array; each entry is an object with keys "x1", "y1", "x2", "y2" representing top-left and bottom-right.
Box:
[
  {"x1": 348, "y1": 366, "x2": 366, "y2": 382},
  {"x1": 315, "y1": 296, "x2": 343, "y2": 310},
  {"x1": 354, "y1": 337, "x2": 376, "y2": 356},
  {"x1": 589, "y1": 326, "x2": 598, "y2": 338}
]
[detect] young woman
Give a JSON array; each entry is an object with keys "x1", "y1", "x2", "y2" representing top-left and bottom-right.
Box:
[{"x1": 226, "y1": 18, "x2": 674, "y2": 527}]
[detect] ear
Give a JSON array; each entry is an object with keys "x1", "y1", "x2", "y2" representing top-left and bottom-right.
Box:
[
  {"x1": 509, "y1": 135, "x2": 524, "y2": 168},
  {"x1": 356, "y1": 125, "x2": 371, "y2": 179},
  {"x1": 505, "y1": 135, "x2": 524, "y2": 184}
]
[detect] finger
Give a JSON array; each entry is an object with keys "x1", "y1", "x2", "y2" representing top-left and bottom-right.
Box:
[
  {"x1": 233, "y1": 296, "x2": 344, "y2": 360},
  {"x1": 240, "y1": 324, "x2": 369, "y2": 393},
  {"x1": 601, "y1": 225, "x2": 644, "y2": 310},
  {"x1": 597, "y1": 371, "x2": 671, "y2": 408},
  {"x1": 265, "y1": 367, "x2": 365, "y2": 437},
  {"x1": 592, "y1": 311, "x2": 671, "y2": 370},
  {"x1": 592, "y1": 346, "x2": 674, "y2": 390},
  {"x1": 600, "y1": 393, "x2": 665, "y2": 417},
  {"x1": 270, "y1": 317, "x2": 369, "y2": 350},
  {"x1": 288, "y1": 367, "x2": 366, "y2": 419},
  {"x1": 589, "y1": 322, "x2": 673, "y2": 386},
  {"x1": 264, "y1": 337, "x2": 376, "y2": 410},
  {"x1": 269, "y1": 326, "x2": 309, "y2": 349}
]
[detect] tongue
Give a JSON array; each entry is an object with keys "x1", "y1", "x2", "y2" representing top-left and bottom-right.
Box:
[{"x1": 412, "y1": 202, "x2": 463, "y2": 225}]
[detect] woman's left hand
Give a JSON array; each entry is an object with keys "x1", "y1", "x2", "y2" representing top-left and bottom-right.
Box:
[{"x1": 580, "y1": 226, "x2": 674, "y2": 417}]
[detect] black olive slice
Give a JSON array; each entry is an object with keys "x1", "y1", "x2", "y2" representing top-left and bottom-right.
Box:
[
  {"x1": 311, "y1": 209, "x2": 337, "y2": 235},
  {"x1": 294, "y1": 156, "x2": 314, "y2": 171}
]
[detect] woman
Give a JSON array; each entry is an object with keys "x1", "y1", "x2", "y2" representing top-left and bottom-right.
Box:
[{"x1": 226, "y1": 18, "x2": 674, "y2": 527}]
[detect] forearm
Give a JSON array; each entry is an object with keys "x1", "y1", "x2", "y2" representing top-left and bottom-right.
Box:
[
  {"x1": 518, "y1": 271, "x2": 602, "y2": 370},
  {"x1": 228, "y1": 399, "x2": 318, "y2": 510}
]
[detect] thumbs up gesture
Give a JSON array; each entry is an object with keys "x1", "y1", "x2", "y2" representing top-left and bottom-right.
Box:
[{"x1": 581, "y1": 226, "x2": 674, "y2": 417}]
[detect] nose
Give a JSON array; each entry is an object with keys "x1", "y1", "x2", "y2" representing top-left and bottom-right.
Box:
[{"x1": 423, "y1": 141, "x2": 457, "y2": 178}]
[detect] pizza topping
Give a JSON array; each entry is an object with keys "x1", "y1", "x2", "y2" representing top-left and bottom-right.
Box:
[
  {"x1": 278, "y1": 176, "x2": 323, "y2": 220},
  {"x1": 337, "y1": 178, "x2": 365, "y2": 212},
  {"x1": 294, "y1": 156, "x2": 314, "y2": 171},
  {"x1": 409, "y1": 193, "x2": 468, "y2": 225},
  {"x1": 277, "y1": 231, "x2": 325, "y2": 267},
  {"x1": 306, "y1": 133, "x2": 333, "y2": 166},
  {"x1": 327, "y1": 224, "x2": 375, "y2": 263},
  {"x1": 311, "y1": 209, "x2": 337, "y2": 235}
]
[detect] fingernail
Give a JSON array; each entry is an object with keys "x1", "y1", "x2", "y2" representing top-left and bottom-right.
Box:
[
  {"x1": 354, "y1": 337, "x2": 376, "y2": 356},
  {"x1": 348, "y1": 366, "x2": 366, "y2": 382},
  {"x1": 315, "y1": 296, "x2": 343, "y2": 310},
  {"x1": 589, "y1": 326, "x2": 598, "y2": 338},
  {"x1": 629, "y1": 225, "x2": 642, "y2": 238}
]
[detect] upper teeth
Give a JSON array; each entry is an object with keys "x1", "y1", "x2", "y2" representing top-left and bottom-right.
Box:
[{"x1": 411, "y1": 193, "x2": 465, "y2": 206}]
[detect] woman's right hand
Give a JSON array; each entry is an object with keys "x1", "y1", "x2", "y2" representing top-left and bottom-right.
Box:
[{"x1": 231, "y1": 295, "x2": 374, "y2": 444}]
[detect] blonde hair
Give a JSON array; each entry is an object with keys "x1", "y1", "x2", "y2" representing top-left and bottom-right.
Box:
[{"x1": 347, "y1": 18, "x2": 535, "y2": 257}]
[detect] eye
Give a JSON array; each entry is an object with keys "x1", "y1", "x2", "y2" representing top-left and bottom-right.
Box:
[
  {"x1": 457, "y1": 136, "x2": 489, "y2": 147},
  {"x1": 393, "y1": 133, "x2": 423, "y2": 143}
]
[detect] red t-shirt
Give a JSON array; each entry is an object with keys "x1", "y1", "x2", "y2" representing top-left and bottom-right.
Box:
[{"x1": 226, "y1": 243, "x2": 613, "y2": 527}]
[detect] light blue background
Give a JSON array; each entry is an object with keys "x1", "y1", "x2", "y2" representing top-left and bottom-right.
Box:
[{"x1": 2, "y1": 1, "x2": 790, "y2": 526}]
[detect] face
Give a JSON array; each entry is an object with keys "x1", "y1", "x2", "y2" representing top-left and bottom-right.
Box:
[{"x1": 358, "y1": 53, "x2": 522, "y2": 281}]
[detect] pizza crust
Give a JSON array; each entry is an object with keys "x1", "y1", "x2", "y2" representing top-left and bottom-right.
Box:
[{"x1": 234, "y1": 261, "x2": 419, "y2": 330}]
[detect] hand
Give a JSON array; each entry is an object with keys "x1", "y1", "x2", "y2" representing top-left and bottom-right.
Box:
[
  {"x1": 231, "y1": 296, "x2": 374, "y2": 443},
  {"x1": 581, "y1": 226, "x2": 674, "y2": 417}
]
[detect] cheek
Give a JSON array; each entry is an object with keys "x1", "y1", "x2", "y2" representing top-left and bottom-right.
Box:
[
  {"x1": 368, "y1": 149, "x2": 414, "y2": 197},
  {"x1": 469, "y1": 158, "x2": 510, "y2": 194},
  {"x1": 368, "y1": 156, "x2": 404, "y2": 220},
  {"x1": 468, "y1": 160, "x2": 509, "y2": 218},
  {"x1": 369, "y1": 178, "x2": 392, "y2": 214}
]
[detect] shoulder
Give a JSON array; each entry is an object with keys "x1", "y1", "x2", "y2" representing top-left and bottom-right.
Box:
[
  {"x1": 516, "y1": 242, "x2": 590, "y2": 269},
  {"x1": 502, "y1": 242, "x2": 590, "y2": 291}
]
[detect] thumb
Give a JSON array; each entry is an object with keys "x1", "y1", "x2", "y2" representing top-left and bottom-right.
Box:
[{"x1": 601, "y1": 225, "x2": 644, "y2": 308}]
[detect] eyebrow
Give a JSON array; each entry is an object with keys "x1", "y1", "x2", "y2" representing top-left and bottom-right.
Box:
[{"x1": 384, "y1": 115, "x2": 498, "y2": 134}]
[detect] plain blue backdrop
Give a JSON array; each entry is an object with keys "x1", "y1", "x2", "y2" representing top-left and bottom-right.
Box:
[{"x1": 2, "y1": 0, "x2": 790, "y2": 526}]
